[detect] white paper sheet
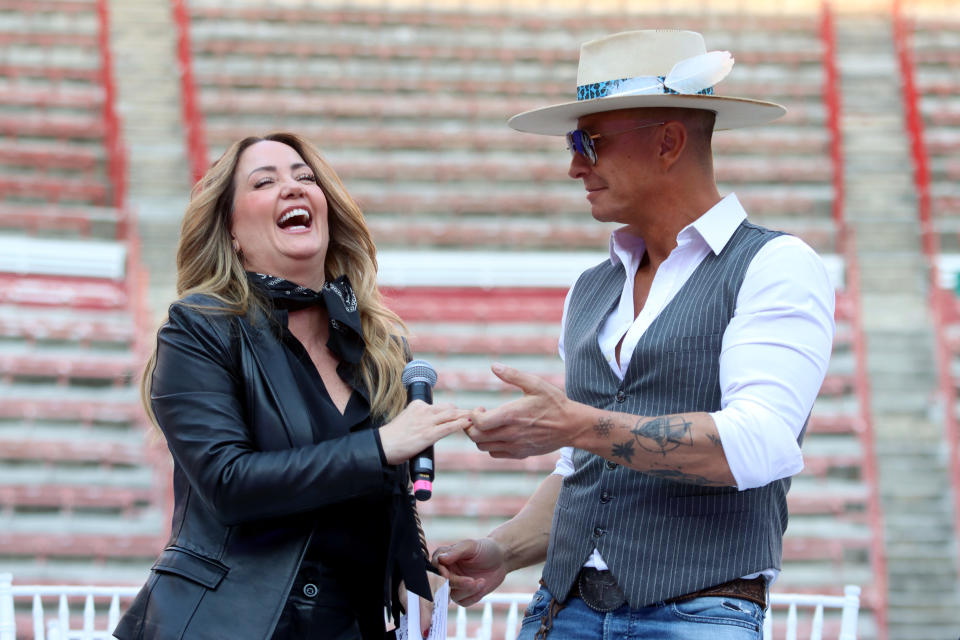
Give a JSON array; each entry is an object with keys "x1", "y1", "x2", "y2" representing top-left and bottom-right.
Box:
[{"x1": 396, "y1": 580, "x2": 449, "y2": 640}]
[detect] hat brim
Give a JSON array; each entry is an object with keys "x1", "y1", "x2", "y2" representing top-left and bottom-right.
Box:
[{"x1": 508, "y1": 94, "x2": 787, "y2": 135}]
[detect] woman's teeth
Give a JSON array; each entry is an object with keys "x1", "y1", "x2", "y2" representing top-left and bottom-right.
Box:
[{"x1": 278, "y1": 208, "x2": 311, "y2": 228}]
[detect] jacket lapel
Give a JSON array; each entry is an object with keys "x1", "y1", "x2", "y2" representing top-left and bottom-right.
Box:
[{"x1": 237, "y1": 314, "x2": 315, "y2": 448}]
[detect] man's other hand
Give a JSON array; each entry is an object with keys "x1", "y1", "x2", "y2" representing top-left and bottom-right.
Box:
[{"x1": 432, "y1": 538, "x2": 507, "y2": 607}]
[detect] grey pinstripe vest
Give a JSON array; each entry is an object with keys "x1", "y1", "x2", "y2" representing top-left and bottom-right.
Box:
[{"x1": 543, "y1": 221, "x2": 800, "y2": 608}]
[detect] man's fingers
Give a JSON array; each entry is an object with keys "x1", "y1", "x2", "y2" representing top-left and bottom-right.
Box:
[
  {"x1": 465, "y1": 424, "x2": 486, "y2": 441},
  {"x1": 448, "y1": 576, "x2": 486, "y2": 607},
  {"x1": 466, "y1": 424, "x2": 515, "y2": 447},
  {"x1": 431, "y1": 546, "x2": 448, "y2": 564},
  {"x1": 491, "y1": 362, "x2": 543, "y2": 394},
  {"x1": 433, "y1": 540, "x2": 475, "y2": 566},
  {"x1": 468, "y1": 405, "x2": 520, "y2": 432},
  {"x1": 464, "y1": 428, "x2": 524, "y2": 458},
  {"x1": 481, "y1": 444, "x2": 523, "y2": 459}
]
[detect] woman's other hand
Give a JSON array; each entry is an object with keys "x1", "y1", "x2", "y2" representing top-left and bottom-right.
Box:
[
  {"x1": 379, "y1": 401, "x2": 471, "y2": 465},
  {"x1": 417, "y1": 572, "x2": 448, "y2": 637}
]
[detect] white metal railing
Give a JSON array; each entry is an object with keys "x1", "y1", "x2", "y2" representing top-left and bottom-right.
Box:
[
  {"x1": 0, "y1": 574, "x2": 139, "y2": 640},
  {"x1": 449, "y1": 593, "x2": 527, "y2": 640},
  {"x1": 1, "y1": 573, "x2": 859, "y2": 640},
  {"x1": 764, "y1": 585, "x2": 861, "y2": 640}
]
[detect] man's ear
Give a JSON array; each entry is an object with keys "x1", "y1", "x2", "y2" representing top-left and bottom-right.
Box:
[{"x1": 658, "y1": 121, "x2": 687, "y2": 168}]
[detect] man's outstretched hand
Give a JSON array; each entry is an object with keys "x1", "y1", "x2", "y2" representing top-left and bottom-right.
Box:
[{"x1": 466, "y1": 363, "x2": 581, "y2": 459}]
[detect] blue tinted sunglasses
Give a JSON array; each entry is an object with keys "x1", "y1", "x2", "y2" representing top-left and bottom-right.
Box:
[{"x1": 565, "y1": 121, "x2": 665, "y2": 165}]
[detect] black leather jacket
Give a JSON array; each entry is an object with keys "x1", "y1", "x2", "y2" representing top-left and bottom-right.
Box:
[{"x1": 114, "y1": 296, "x2": 425, "y2": 639}]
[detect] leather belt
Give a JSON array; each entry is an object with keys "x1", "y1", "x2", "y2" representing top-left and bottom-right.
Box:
[
  {"x1": 664, "y1": 575, "x2": 767, "y2": 609},
  {"x1": 570, "y1": 568, "x2": 767, "y2": 612}
]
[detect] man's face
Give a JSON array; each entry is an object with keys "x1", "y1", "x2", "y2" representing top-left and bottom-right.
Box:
[{"x1": 567, "y1": 109, "x2": 663, "y2": 226}]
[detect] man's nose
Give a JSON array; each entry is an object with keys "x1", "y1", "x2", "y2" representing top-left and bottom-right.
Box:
[{"x1": 568, "y1": 151, "x2": 591, "y2": 179}]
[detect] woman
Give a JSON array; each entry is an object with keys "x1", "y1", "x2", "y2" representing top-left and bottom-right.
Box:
[{"x1": 114, "y1": 133, "x2": 468, "y2": 640}]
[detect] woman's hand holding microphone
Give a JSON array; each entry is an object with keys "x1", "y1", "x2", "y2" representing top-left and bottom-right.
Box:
[{"x1": 378, "y1": 400, "x2": 471, "y2": 465}]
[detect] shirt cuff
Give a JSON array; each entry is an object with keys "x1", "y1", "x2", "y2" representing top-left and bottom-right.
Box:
[
  {"x1": 712, "y1": 404, "x2": 805, "y2": 490},
  {"x1": 553, "y1": 446, "x2": 575, "y2": 477},
  {"x1": 372, "y1": 428, "x2": 388, "y2": 466}
]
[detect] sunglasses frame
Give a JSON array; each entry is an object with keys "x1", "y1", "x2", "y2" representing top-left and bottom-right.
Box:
[{"x1": 565, "y1": 121, "x2": 665, "y2": 165}]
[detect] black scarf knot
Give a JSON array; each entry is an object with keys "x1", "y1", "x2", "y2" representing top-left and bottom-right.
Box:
[{"x1": 247, "y1": 272, "x2": 364, "y2": 365}]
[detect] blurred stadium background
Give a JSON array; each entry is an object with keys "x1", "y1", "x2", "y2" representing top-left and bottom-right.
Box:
[{"x1": 1, "y1": 0, "x2": 960, "y2": 637}]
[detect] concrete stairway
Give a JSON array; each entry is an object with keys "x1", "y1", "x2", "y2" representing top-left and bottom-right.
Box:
[
  {"x1": 108, "y1": 0, "x2": 189, "y2": 324},
  {"x1": 835, "y1": 11, "x2": 960, "y2": 640}
]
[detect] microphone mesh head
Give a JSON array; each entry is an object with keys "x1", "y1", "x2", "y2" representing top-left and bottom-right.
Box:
[{"x1": 402, "y1": 359, "x2": 437, "y2": 386}]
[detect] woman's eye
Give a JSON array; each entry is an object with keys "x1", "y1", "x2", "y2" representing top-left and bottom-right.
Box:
[
  {"x1": 298, "y1": 173, "x2": 317, "y2": 182},
  {"x1": 254, "y1": 178, "x2": 273, "y2": 188}
]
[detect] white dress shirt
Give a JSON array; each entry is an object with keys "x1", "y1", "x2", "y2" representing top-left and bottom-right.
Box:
[{"x1": 553, "y1": 193, "x2": 836, "y2": 576}]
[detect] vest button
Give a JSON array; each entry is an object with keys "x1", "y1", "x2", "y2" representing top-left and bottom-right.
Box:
[
  {"x1": 593, "y1": 527, "x2": 605, "y2": 538},
  {"x1": 615, "y1": 390, "x2": 626, "y2": 403},
  {"x1": 600, "y1": 491, "x2": 612, "y2": 503},
  {"x1": 606, "y1": 461, "x2": 617, "y2": 470},
  {"x1": 302, "y1": 583, "x2": 318, "y2": 598}
]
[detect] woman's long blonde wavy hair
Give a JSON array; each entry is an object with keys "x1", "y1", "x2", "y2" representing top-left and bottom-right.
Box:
[{"x1": 141, "y1": 132, "x2": 408, "y2": 423}]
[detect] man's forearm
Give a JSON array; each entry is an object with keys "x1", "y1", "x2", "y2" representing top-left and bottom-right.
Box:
[
  {"x1": 488, "y1": 473, "x2": 562, "y2": 572},
  {"x1": 570, "y1": 403, "x2": 736, "y2": 487}
]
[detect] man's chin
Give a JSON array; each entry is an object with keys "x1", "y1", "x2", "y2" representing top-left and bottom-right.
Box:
[{"x1": 590, "y1": 207, "x2": 617, "y2": 223}]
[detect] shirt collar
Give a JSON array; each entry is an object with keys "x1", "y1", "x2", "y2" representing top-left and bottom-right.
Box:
[{"x1": 608, "y1": 193, "x2": 747, "y2": 264}]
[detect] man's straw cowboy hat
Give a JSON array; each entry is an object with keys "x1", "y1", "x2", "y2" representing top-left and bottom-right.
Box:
[{"x1": 508, "y1": 29, "x2": 787, "y2": 135}]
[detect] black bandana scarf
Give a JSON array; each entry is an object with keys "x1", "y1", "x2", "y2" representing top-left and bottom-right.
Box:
[{"x1": 247, "y1": 272, "x2": 364, "y2": 365}]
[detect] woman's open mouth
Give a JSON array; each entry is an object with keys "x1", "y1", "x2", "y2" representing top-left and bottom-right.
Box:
[{"x1": 277, "y1": 207, "x2": 312, "y2": 231}]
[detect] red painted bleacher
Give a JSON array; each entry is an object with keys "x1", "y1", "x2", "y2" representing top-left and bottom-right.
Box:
[{"x1": 0, "y1": 0, "x2": 163, "y2": 592}]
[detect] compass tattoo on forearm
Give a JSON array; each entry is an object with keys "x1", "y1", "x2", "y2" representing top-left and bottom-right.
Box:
[
  {"x1": 631, "y1": 415, "x2": 694, "y2": 455},
  {"x1": 609, "y1": 415, "x2": 694, "y2": 462}
]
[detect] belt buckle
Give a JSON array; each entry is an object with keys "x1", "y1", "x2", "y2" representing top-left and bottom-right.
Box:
[{"x1": 577, "y1": 568, "x2": 626, "y2": 612}]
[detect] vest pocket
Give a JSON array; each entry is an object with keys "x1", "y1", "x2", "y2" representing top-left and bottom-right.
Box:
[
  {"x1": 666, "y1": 490, "x2": 745, "y2": 517},
  {"x1": 664, "y1": 333, "x2": 722, "y2": 353},
  {"x1": 660, "y1": 333, "x2": 723, "y2": 401},
  {"x1": 152, "y1": 546, "x2": 230, "y2": 589}
]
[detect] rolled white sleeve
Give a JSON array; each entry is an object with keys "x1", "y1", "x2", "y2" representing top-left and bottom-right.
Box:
[
  {"x1": 554, "y1": 286, "x2": 577, "y2": 477},
  {"x1": 712, "y1": 235, "x2": 836, "y2": 490}
]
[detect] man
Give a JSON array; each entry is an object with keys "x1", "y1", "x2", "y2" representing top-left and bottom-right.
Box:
[{"x1": 433, "y1": 30, "x2": 836, "y2": 639}]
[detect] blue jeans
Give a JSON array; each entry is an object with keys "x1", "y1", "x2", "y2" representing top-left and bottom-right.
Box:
[{"x1": 516, "y1": 584, "x2": 765, "y2": 640}]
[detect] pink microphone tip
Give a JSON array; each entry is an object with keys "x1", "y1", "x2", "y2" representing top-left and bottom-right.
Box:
[{"x1": 413, "y1": 479, "x2": 433, "y2": 500}]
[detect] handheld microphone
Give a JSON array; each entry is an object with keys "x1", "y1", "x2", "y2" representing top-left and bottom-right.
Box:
[{"x1": 402, "y1": 359, "x2": 438, "y2": 501}]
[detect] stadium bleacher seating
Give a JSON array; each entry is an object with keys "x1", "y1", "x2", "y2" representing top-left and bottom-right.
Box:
[
  {"x1": 899, "y1": 9, "x2": 960, "y2": 616},
  {"x1": 0, "y1": 7, "x2": 163, "y2": 636},
  {"x1": 905, "y1": 12, "x2": 960, "y2": 247},
  {"x1": 184, "y1": 2, "x2": 837, "y2": 251}
]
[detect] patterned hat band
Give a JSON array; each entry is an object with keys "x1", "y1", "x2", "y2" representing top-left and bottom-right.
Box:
[{"x1": 577, "y1": 75, "x2": 717, "y2": 101}]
